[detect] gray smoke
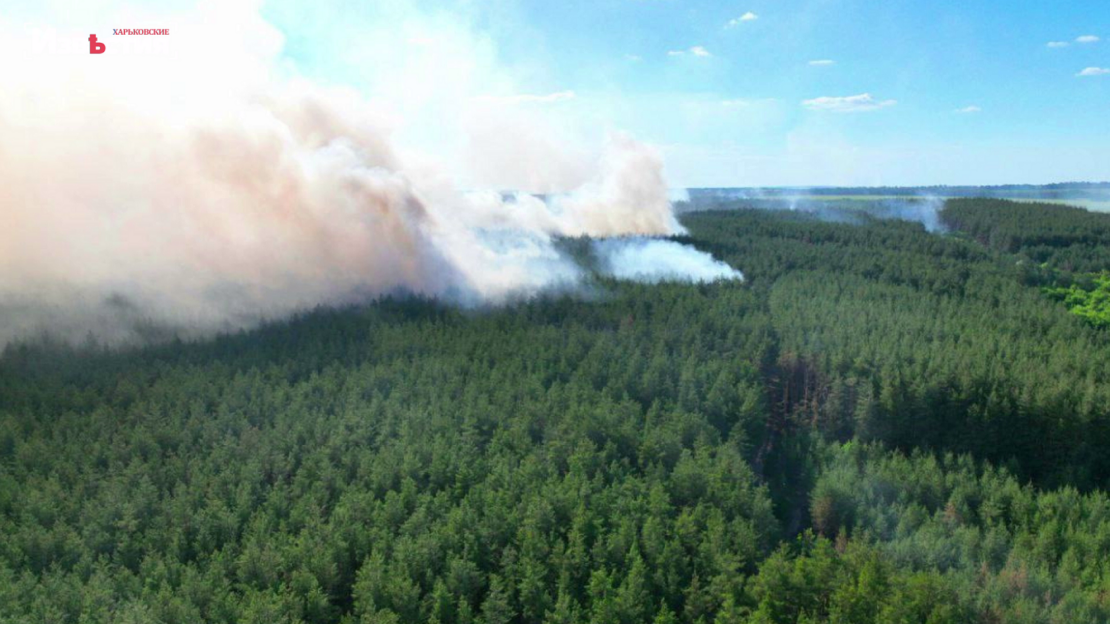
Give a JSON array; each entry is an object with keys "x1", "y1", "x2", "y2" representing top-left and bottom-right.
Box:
[{"x1": 870, "y1": 196, "x2": 946, "y2": 232}]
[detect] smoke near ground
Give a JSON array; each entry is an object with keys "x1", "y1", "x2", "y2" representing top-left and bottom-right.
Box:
[
  {"x1": 681, "y1": 189, "x2": 947, "y2": 231},
  {"x1": 871, "y1": 196, "x2": 945, "y2": 232},
  {"x1": 0, "y1": 1, "x2": 734, "y2": 347},
  {"x1": 593, "y1": 238, "x2": 744, "y2": 284}
]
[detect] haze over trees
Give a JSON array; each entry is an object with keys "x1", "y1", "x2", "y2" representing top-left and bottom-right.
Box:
[{"x1": 5, "y1": 198, "x2": 1110, "y2": 622}]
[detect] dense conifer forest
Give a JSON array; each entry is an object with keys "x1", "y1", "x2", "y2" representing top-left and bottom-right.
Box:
[{"x1": 5, "y1": 198, "x2": 1110, "y2": 623}]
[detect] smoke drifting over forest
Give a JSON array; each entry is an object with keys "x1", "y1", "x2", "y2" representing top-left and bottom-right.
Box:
[
  {"x1": 0, "y1": 3, "x2": 734, "y2": 346},
  {"x1": 593, "y1": 238, "x2": 744, "y2": 284},
  {"x1": 679, "y1": 188, "x2": 947, "y2": 232}
]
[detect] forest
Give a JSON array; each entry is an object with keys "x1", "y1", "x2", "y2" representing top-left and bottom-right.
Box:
[{"x1": 5, "y1": 198, "x2": 1110, "y2": 623}]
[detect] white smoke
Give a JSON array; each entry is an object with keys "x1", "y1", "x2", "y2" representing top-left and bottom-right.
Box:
[
  {"x1": 889, "y1": 196, "x2": 946, "y2": 233},
  {"x1": 594, "y1": 239, "x2": 744, "y2": 284},
  {"x1": 0, "y1": 1, "x2": 738, "y2": 346}
]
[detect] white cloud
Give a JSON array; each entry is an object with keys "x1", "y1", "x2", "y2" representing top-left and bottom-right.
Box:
[
  {"x1": 1047, "y1": 41, "x2": 1069, "y2": 48},
  {"x1": 955, "y1": 105, "x2": 982, "y2": 114},
  {"x1": 624, "y1": 54, "x2": 642, "y2": 62},
  {"x1": 802, "y1": 93, "x2": 897, "y2": 113},
  {"x1": 669, "y1": 46, "x2": 712, "y2": 57},
  {"x1": 808, "y1": 59, "x2": 835, "y2": 66},
  {"x1": 1077, "y1": 67, "x2": 1110, "y2": 76},
  {"x1": 1076, "y1": 35, "x2": 1100, "y2": 44},
  {"x1": 726, "y1": 11, "x2": 759, "y2": 27},
  {"x1": 473, "y1": 90, "x2": 576, "y2": 104}
]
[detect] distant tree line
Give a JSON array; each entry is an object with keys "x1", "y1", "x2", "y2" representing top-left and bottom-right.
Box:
[{"x1": 689, "y1": 183, "x2": 1110, "y2": 200}]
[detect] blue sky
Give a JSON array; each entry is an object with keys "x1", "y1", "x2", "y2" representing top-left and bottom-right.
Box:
[
  {"x1": 259, "y1": 0, "x2": 1110, "y2": 187},
  {"x1": 9, "y1": 0, "x2": 1108, "y2": 187}
]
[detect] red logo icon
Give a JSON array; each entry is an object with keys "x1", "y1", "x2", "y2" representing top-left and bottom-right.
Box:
[{"x1": 89, "y1": 34, "x2": 106, "y2": 54}]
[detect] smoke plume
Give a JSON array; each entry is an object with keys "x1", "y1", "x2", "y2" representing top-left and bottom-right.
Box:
[{"x1": 0, "y1": 2, "x2": 734, "y2": 346}]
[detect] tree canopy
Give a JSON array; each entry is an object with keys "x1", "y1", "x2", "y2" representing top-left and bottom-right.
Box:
[{"x1": 5, "y1": 198, "x2": 1110, "y2": 622}]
